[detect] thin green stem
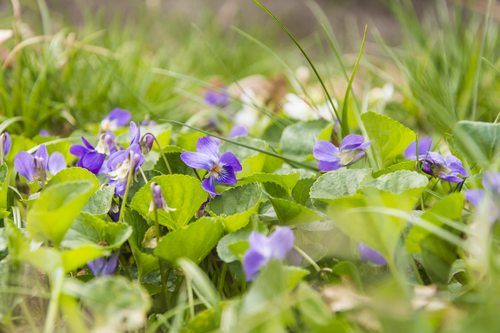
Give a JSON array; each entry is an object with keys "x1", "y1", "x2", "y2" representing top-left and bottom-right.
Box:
[
  {"x1": 165, "y1": 120, "x2": 318, "y2": 171},
  {"x1": 153, "y1": 137, "x2": 172, "y2": 174},
  {"x1": 118, "y1": 162, "x2": 135, "y2": 223},
  {"x1": 252, "y1": 0, "x2": 341, "y2": 131},
  {"x1": 43, "y1": 268, "x2": 63, "y2": 333},
  {"x1": 293, "y1": 245, "x2": 320, "y2": 272}
]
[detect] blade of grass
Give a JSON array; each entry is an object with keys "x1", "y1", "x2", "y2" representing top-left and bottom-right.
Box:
[
  {"x1": 164, "y1": 119, "x2": 318, "y2": 171},
  {"x1": 252, "y1": 0, "x2": 342, "y2": 132},
  {"x1": 340, "y1": 25, "x2": 368, "y2": 135}
]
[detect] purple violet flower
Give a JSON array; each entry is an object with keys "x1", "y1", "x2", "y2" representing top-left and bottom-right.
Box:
[
  {"x1": 421, "y1": 152, "x2": 467, "y2": 183},
  {"x1": 404, "y1": 137, "x2": 432, "y2": 160},
  {"x1": 39, "y1": 130, "x2": 50, "y2": 137},
  {"x1": 465, "y1": 172, "x2": 500, "y2": 218},
  {"x1": 358, "y1": 243, "x2": 387, "y2": 266},
  {"x1": 180, "y1": 136, "x2": 242, "y2": 196},
  {"x1": 70, "y1": 133, "x2": 116, "y2": 174},
  {"x1": 87, "y1": 252, "x2": 120, "y2": 276},
  {"x1": 243, "y1": 227, "x2": 295, "y2": 281},
  {"x1": 0, "y1": 132, "x2": 11, "y2": 164},
  {"x1": 106, "y1": 146, "x2": 144, "y2": 197},
  {"x1": 313, "y1": 134, "x2": 370, "y2": 172},
  {"x1": 228, "y1": 126, "x2": 248, "y2": 138},
  {"x1": 14, "y1": 144, "x2": 66, "y2": 182},
  {"x1": 204, "y1": 87, "x2": 230, "y2": 108},
  {"x1": 100, "y1": 108, "x2": 131, "y2": 131}
]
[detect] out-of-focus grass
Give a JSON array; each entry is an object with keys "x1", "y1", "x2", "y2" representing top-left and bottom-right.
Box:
[
  {"x1": 0, "y1": 0, "x2": 296, "y2": 136},
  {"x1": 372, "y1": 0, "x2": 498, "y2": 135}
]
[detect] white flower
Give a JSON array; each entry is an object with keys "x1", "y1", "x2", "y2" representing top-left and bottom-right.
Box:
[{"x1": 282, "y1": 93, "x2": 316, "y2": 121}]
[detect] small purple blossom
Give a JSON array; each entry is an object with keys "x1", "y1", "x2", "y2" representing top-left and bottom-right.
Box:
[
  {"x1": 14, "y1": 144, "x2": 66, "y2": 182},
  {"x1": 243, "y1": 227, "x2": 295, "y2": 281},
  {"x1": 404, "y1": 137, "x2": 432, "y2": 160},
  {"x1": 87, "y1": 252, "x2": 120, "y2": 276},
  {"x1": 0, "y1": 132, "x2": 11, "y2": 164},
  {"x1": 228, "y1": 126, "x2": 248, "y2": 138},
  {"x1": 358, "y1": 243, "x2": 387, "y2": 266},
  {"x1": 106, "y1": 146, "x2": 144, "y2": 197},
  {"x1": 100, "y1": 108, "x2": 131, "y2": 131},
  {"x1": 465, "y1": 172, "x2": 500, "y2": 221},
  {"x1": 421, "y1": 152, "x2": 467, "y2": 183},
  {"x1": 180, "y1": 136, "x2": 242, "y2": 196},
  {"x1": 141, "y1": 115, "x2": 156, "y2": 126},
  {"x1": 70, "y1": 134, "x2": 116, "y2": 174},
  {"x1": 39, "y1": 130, "x2": 50, "y2": 137},
  {"x1": 313, "y1": 134, "x2": 370, "y2": 172},
  {"x1": 149, "y1": 182, "x2": 175, "y2": 212},
  {"x1": 204, "y1": 87, "x2": 230, "y2": 108}
]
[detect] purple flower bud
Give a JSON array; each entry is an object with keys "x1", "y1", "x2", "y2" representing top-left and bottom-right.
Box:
[
  {"x1": 141, "y1": 133, "x2": 155, "y2": 154},
  {"x1": 358, "y1": 243, "x2": 387, "y2": 266},
  {"x1": 243, "y1": 227, "x2": 295, "y2": 281},
  {"x1": 87, "y1": 252, "x2": 120, "y2": 276},
  {"x1": 0, "y1": 132, "x2": 11, "y2": 163},
  {"x1": 149, "y1": 182, "x2": 175, "y2": 212}
]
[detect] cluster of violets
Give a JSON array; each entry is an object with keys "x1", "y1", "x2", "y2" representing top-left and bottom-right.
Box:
[{"x1": 1, "y1": 97, "x2": 497, "y2": 281}]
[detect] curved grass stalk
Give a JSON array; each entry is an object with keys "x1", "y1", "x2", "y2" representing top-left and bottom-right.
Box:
[{"x1": 252, "y1": 0, "x2": 341, "y2": 131}]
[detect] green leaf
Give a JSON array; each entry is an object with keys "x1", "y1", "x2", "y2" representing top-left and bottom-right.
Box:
[
  {"x1": 207, "y1": 184, "x2": 262, "y2": 232},
  {"x1": 61, "y1": 245, "x2": 107, "y2": 272},
  {"x1": 238, "y1": 172, "x2": 299, "y2": 195},
  {"x1": 155, "y1": 217, "x2": 224, "y2": 265},
  {"x1": 280, "y1": 120, "x2": 328, "y2": 160},
  {"x1": 131, "y1": 175, "x2": 207, "y2": 230},
  {"x1": 326, "y1": 184, "x2": 425, "y2": 260},
  {"x1": 123, "y1": 208, "x2": 158, "y2": 277},
  {"x1": 241, "y1": 260, "x2": 307, "y2": 315},
  {"x1": 63, "y1": 213, "x2": 132, "y2": 250},
  {"x1": 362, "y1": 170, "x2": 428, "y2": 194},
  {"x1": 27, "y1": 180, "x2": 98, "y2": 245},
  {"x1": 270, "y1": 197, "x2": 323, "y2": 225},
  {"x1": 453, "y1": 120, "x2": 500, "y2": 166},
  {"x1": 406, "y1": 193, "x2": 464, "y2": 253},
  {"x1": 362, "y1": 111, "x2": 416, "y2": 166},
  {"x1": 46, "y1": 167, "x2": 99, "y2": 189},
  {"x1": 310, "y1": 168, "x2": 371, "y2": 202},
  {"x1": 20, "y1": 245, "x2": 105, "y2": 275},
  {"x1": 82, "y1": 185, "x2": 115, "y2": 215},
  {"x1": 178, "y1": 258, "x2": 220, "y2": 308},
  {"x1": 77, "y1": 276, "x2": 151, "y2": 331},
  {"x1": 220, "y1": 137, "x2": 269, "y2": 177},
  {"x1": 216, "y1": 223, "x2": 267, "y2": 263}
]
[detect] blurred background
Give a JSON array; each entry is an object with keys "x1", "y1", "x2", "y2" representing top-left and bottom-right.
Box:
[{"x1": 0, "y1": 0, "x2": 497, "y2": 135}]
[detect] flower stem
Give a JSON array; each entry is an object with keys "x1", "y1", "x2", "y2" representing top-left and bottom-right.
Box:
[
  {"x1": 294, "y1": 245, "x2": 321, "y2": 272},
  {"x1": 43, "y1": 268, "x2": 63, "y2": 333},
  {"x1": 154, "y1": 137, "x2": 172, "y2": 174},
  {"x1": 155, "y1": 209, "x2": 169, "y2": 310}
]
